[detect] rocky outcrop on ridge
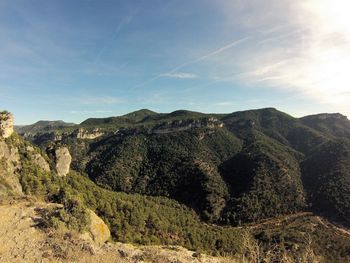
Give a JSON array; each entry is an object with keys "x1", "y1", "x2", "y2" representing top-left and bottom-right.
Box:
[
  {"x1": 153, "y1": 117, "x2": 224, "y2": 134},
  {"x1": 0, "y1": 111, "x2": 14, "y2": 139},
  {"x1": 75, "y1": 128, "x2": 104, "y2": 139},
  {"x1": 0, "y1": 140, "x2": 22, "y2": 195},
  {"x1": 53, "y1": 147, "x2": 72, "y2": 177}
]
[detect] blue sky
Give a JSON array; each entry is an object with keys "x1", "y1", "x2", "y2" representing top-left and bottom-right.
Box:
[{"x1": 0, "y1": 0, "x2": 349, "y2": 124}]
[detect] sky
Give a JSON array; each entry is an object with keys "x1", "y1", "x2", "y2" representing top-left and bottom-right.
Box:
[{"x1": 0, "y1": 0, "x2": 349, "y2": 124}]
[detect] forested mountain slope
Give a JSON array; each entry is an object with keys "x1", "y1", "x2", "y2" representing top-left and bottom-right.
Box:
[
  {"x1": 18, "y1": 108, "x2": 350, "y2": 228},
  {"x1": 2, "y1": 109, "x2": 350, "y2": 262}
]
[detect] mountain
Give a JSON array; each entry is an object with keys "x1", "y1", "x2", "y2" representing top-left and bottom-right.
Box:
[
  {"x1": 15, "y1": 120, "x2": 76, "y2": 136},
  {"x1": 0, "y1": 111, "x2": 249, "y2": 262},
  {"x1": 4, "y1": 108, "x2": 350, "y2": 262},
  {"x1": 19, "y1": 108, "x2": 350, "y2": 226},
  {"x1": 301, "y1": 138, "x2": 350, "y2": 224},
  {"x1": 301, "y1": 113, "x2": 350, "y2": 139},
  {"x1": 81, "y1": 109, "x2": 159, "y2": 127}
]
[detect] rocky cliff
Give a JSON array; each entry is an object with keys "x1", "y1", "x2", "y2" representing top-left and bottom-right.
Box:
[
  {"x1": 0, "y1": 140, "x2": 22, "y2": 195},
  {"x1": 53, "y1": 146, "x2": 72, "y2": 176},
  {"x1": 75, "y1": 128, "x2": 104, "y2": 139},
  {"x1": 0, "y1": 111, "x2": 14, "y2": 139},
  {"x1": 153, "y1": 117, "x2": 224, "y2": 134}
]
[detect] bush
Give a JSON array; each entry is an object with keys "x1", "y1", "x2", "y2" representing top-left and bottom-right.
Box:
[{"x1": 38, "y1": 198, "x2": 91, "y2": 233}]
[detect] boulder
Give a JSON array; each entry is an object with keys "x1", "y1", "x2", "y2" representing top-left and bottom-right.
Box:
[{"x1": 81, "y1": 210, "x2": 111, "y2": 246}]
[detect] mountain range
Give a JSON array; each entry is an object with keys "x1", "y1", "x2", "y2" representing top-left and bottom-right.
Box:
[
  {"x1": 16, "y1": 108, "x2": 350, "y2": 226},
  {"x1": 2, "y1": 107, "x2": 350, "y2": 262}
]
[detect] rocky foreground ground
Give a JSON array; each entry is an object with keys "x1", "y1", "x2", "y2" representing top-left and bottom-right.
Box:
[{"x1": 0, "y1": 197, "x2": 233, "y2": 263}]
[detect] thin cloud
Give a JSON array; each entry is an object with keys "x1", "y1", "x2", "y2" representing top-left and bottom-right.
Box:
[
  {"x1": 136, "y1": 36, "x2": 250, "y2": 87},
  {"x1": 257, "y1": 28, "x2": 307, "y2": 46},
  {"x1": 161, "y1": 72, "x2": 198, "y2": 79},
  {"x1": 94, "y1": 7, "x2": 141, "y2": 65},
  {"x1": 213, "y1": 101, "x2": 235, "y2": 107},
  {"x1": 70, "y1": 110, "x2": 113, "y2": 115},
  {"x1": 211, "y1": 0, "x2": 350, "y2": 118},
  {"x1": 79, "y1": 96, "x2": 124, "y2": 105},
  {"x1": 189, "y1": 37, "x2": 251, "y2": 63}
]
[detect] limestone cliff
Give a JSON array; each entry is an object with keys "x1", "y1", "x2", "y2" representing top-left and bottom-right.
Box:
[
  {"x1": 153, "y1": 117, "x2": 224, "y2": 134},
  {"x1": 0, "y1": 129, "x2": 51, "y2": 195},
  {"x1": 54, "y1": 147, "x2": 72, "y2": 176},
  {"x1": 0, "y1": 111, "x2": 14, "y2": 139},
  {"x1": 0, "y1": 141, "x2": 22, "y2": 195},
  {"x1": 75, "y1": 128, "x2": 104, "y2": 139}
]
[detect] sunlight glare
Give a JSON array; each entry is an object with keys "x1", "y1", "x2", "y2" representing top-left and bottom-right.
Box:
[{"x1": 301, "y1": 0, "x2": 350, "y2": 102}]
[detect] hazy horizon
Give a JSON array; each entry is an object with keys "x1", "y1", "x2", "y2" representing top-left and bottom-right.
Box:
[{"x1": 1, "y1": 0, "x2": 349, "y2": 124}]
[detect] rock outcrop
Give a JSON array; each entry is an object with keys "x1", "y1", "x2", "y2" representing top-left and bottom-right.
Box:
[
  {"x1": 34, "y1": 153, "x2": 51, "y2": 172},
  {"x1": 54, "y1": 147, "x2": 71, "y2": 176},
  {"x1": 0, "y1": 141, "x2": 22, "y2": 195},
  {"x1": 75, "y1": 128, "x2": 104, "y2": 140},
  {"x1": 0, "y1": 111, "x2": 14, "y2": 139},
  {"x1": 25, "y1": 146, "x2": 51, "y2": 172},
  {"x1": 153, "y1": 117, "x2": 224, "y2": 134}
]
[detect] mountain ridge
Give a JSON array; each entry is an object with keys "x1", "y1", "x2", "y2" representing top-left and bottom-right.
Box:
[{"x1": 16, "y1": 107, "x2": 350, "y2": 227}]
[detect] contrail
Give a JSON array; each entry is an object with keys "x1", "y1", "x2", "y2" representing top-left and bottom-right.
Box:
[
  {"x1": 136, "y1": 36, "x2": 251, "y2": 87},
  {"x1": 94, "y1": 5, "x2": 142, "y2": 64}
]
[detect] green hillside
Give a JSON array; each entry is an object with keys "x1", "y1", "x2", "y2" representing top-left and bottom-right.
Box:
[
  {"x1": 301, "y1": 139, "x2": 350, "y2": 226},
  {"x1": 2, "y1": 107, "x2": 350, "y2": 261},
  {"x1": 18, "y1": 108, "x2": 350, "y2": 227}
]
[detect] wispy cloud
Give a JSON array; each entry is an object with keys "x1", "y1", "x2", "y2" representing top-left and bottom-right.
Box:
[
  {"x1": 160, "y1": 72, "x2": 198, "y2": 79},
  {"x1": 136, "y1": 37, "x2": 250, "y2": 87},
  {"x1": 94, "y1": 11, "x2": 139, "y2": 64},
  {"x1": 213, "y1": 101, "x2": 235, "y2": 107},
  {"x1": 187, "y1": 37, "x2": 251, "y2": 64},
  {"x1": 70, "y1": 110, "x2": 113, "y2": 115},
  {"x1": 79, "y1": 96, "x2": 124, "y2": 105},
  {"x1": 256, "y1": 28, "x2": 308, "y2": 46},
  {"x1": 209, "y1": 0, "x2": 350, "y2": 117}
]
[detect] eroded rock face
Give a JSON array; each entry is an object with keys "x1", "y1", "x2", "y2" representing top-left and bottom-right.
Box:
[
  {"x1": 33, "y1": 153, "x2": 51, "y2": 172},
  {"x1": 26, "y1": 146, "x2": 51, "y2": 172},
  {"x1": 75, "y1": 128, "x2": 104, "y2": 139},
  {"x1": 54, "y1": 147, "x2": 71, "y2": 176},
  {"x1": 0, "y1": 111, "x2": 14, "y2": 139},
  {"x1": 0, "y1": 141, "x2": 22, "y2": 195},
  {"x1": 153, "y1": 117, "x2": 224, "y2": 134}
]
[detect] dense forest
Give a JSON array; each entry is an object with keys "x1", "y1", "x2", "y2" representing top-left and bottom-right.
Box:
[{"x1": 19, "y1": 108, "x2": 350, "y2": 227}]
